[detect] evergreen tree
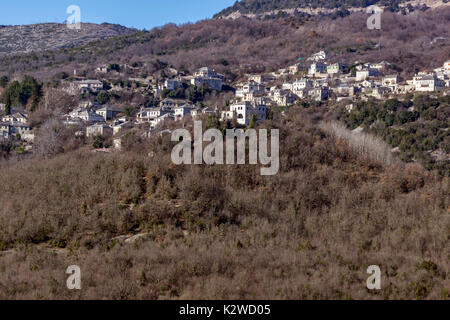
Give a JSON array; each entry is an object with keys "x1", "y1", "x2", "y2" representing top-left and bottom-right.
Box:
[
  {"x1": 5, "y1": 96, "x2": 11, "y2": 115},
  {"x1": 92, "y1": 134, "x2": 105, "y2": 149}
]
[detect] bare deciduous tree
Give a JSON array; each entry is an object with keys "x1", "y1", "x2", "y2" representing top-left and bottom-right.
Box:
[{"x1": 34, "y1": 118, "x2": 69, "y2": 157}]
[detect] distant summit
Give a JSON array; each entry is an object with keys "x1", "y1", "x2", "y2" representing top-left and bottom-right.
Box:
[{"x1": 0, "y1": 23, "x2": 136, "y2": 55}]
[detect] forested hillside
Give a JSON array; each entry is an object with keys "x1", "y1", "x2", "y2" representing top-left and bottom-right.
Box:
[
  {"x1": 0, "y1": 7, "x2": 449, "y2": 81},
  {"x1": 337, "y1": 95, "x2": 450, "y2": 176},
  {"x1": 0, "y1": 110, "x2": 448, "y2": 299}
]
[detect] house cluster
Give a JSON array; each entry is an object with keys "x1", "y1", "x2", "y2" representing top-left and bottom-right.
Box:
[
  {"x1": 235, "y1": 53, "x2": 450, "y2": 109},
  {"x1": 66, "y1": 79, "x2": 104, "y2": 95},
  {"x1": 135, "y1": 66, "x2": 267, "y2": 127},
  {"x1": 137, "y1": 97, "x2": 221, "y2": 129},
  {"x1": 1, "y1": 47, "x2": 448, "y2": 156},
  {"x1": 5, "y1": 57, "x2": 445, "y2": 151},
  {"x1": 219, "y1": 81, "x2": 268, "y2": 125},
  {"x1": 0, "y1": 106, "x2": 33, "y2": 142},
  {"x1": 62, "y1": 102, "x2": 130, "y2": 138},
  {"x1": 60, "y1": 97, "x2": 221, "y2": 147},
  {"x1": 351, "y1": 60, "x2": 450, "y2": 98},
  {"x1": 190, "y1": 67, "x2": 225, "y2": 91},
  {"x1": 127, "y1": 57, "x2": 450, "y2": 130},
  {"x1": 147, "y1": 67, "x2": 225, "y2": 97},
  {"x1": 31, "y1": 65, "x2": 230, "y2": 150}
]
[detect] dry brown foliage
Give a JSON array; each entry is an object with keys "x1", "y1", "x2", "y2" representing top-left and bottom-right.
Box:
[{"x1": 0, "y1": 108, "x2": 448, "y2": 299}]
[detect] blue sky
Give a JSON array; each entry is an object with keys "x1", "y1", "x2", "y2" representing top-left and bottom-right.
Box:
[{"x1": 0, "y1": 0, "x2": 236, "y2": 30}]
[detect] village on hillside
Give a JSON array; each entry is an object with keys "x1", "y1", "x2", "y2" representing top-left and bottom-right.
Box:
[
  {"x1": 1, "y1": 52, "x2": 449, "y2": 153},
  {"x1": 1, "y1": 0, "x2": 450, "y2": 302}
]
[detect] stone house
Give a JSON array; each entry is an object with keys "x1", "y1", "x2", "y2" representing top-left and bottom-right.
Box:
[
  {"x1": 308, "y1": 87, "x2": 330, "y2": 101},
  {"x1": 275, "y1": 91, "x2": 298, "y2": 106},
  {"x1": 164, "y1": 79, "x2": 182, "y2": 91},
  {"x1": 150, "y1": 113, "x2": 174, "y2": 129},
  {"x1": 96, "y1": 106, "x2": 123, "y2": 121},
  {"x1": 75, "y1": 80, "x2": 103, "y2": 93},
  {"x1": 12, "y1": 123, "x2": 32, "y2": 136},
  {"x1": 248, "y1": 74, "x2": 265, "y2": 84},
  {"x1": 69, "y1": 109, "x2": 105, "y2": 123},
  {"x1": 356, "y1": 69, "x2": 378, "y2": 81},
  {"x1": 96, "y1": 65, "x2": 110, "y2": 73},
  {"x1": 382, "y1": 75, "x2": 402, "y2": 87},
  {"x1": 191, "y1": 67, "x2": 225, "y2": 91},
  {"x1": 2, "y1": 112, "x2": 28, "y2": 124},
  {"x1": 86, "y1": 124, "x2": 113, "y2": 137},
  {"x1": 415, "y1": 75, "x2": 445, "y2": 92},
  {"x1": 327, "y1": 63, "x2": 347, "y2": 75},
  {"x1": 160, "y1": 98, "x2": 184, "y2": 110},
  {"x1": 293, "y1": 79, "x2": 313, "y2": 93},
  {"x1": 191, "y1": 77, "x2": 223, "y2": 91},
  {"x1": 191, "y1": 107, "x2": 217, "y2": 119},
  {"x1": 289, "y1": 63, "x2": 305, "y2": 74},
  {"x1": 0, "y1": 123, "x2": 12, "y2": 139},
  {"x1": 236, "y1": 81, "x2": 266, "y2": 99},
  {"x1": 174, "y1": 104, "x2": 195, "y2": 121},
  {"x1": 372, "y1": 86, "x2": 392, "y2": 99},
  {"x1": 221, "y1": 101, "x2": 267, "y2": 126},
  {"x1": 136, "y1": 107, "x2": 169, "y2": 124},
  {"x1": 308, "y1": 62, "x2": 327, "y2": 76},
  {"x1": 112, "y1": 121, "x2": 134, "y2": 135},
  {"x1": 194, "y1": 67, "x2": 225, "y2": 80}
]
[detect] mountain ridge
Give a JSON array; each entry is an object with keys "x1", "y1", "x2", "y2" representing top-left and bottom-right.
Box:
[
  {"x1": 0, "y1": 22, "x2": 137, "y2": 56},
  {"x1": 215, "y1": 0, "x2": 448, "y2": 19}
]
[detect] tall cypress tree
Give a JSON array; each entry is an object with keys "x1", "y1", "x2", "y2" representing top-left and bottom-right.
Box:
[{"x1": 5, "y1": 95, "x2": 11, "y2": 115}]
